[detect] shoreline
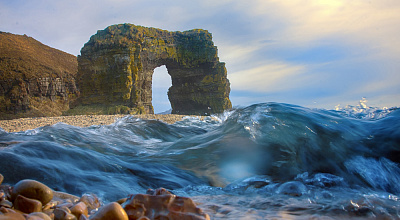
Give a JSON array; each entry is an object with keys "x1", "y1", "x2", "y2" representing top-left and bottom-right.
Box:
[{"x1": 0, "y1": 114, "x2": 208, "y2": 132}]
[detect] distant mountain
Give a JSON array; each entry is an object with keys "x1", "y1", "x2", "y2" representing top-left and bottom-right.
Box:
[{"x1": 0, "y1": 32, "x2": 78, "y2": 119}]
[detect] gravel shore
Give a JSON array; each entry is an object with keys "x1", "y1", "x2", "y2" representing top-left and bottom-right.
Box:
[{"x1": 0, "y1": 114, "x2": 207, "y2": 132}]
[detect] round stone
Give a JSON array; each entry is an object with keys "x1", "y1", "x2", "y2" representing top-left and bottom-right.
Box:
[
  {"x1": 124, "y1": 192, "x2": 210, "y2": 220},
  {"x1": 0, "y1": 174, "x2": 3, "y2": 185},
  {"x1": 90, "y1": 202, "x2": 128, "y2": 220},
  {"x1": 0, "y1": 200, "x2": 12, "y2": 208},
  {"x1": 79, "y1": 193, "x2": 100, "y2": 211},
  {"x1": 11, "y1": 179, "x2": 53, "y2": 205},
  {"x1": 70, "y1": 201, "x2": 88, "y2": 219},
  {"x1": 53, "y1": 191, "x2": 80, "y2": 203},
  {"x1": 0, "y1": 211, "x2": 25, "y2": 220},
  {"x1": 26, "y1": 212, "x2": 52, "y2": 220},
  {"x1": 54, "y1": 207, "x2": 77, "y2": 220},
  {"x1": 116, "y1": 198, "x2": 127, "y2": 204},
  {"x1": 13, "y1": 194, "x2": 42, "y2": 214}
]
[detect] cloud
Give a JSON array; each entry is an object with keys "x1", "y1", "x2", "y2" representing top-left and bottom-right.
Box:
[
  {"x1": 357, "y1": 74, "x2": 400, "y2": 97},
  {"x1": 239, "y1": 0, "x2": 400, "y2": 58},
  {"x1": 217, "y1": 0, "x2": 400, "y2": 107},
  {"x1": 228, "y1": 61, "x2": 306, "y2": 92},
  {"x1": 1, "y1": 0, "x2": 399, "y2": 108}
]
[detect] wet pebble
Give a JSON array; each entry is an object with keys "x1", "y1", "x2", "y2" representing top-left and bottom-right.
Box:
[
  {"x1": 70, "y1": 201, "x2": 88, "y2": 219},
  {"x1": 53, "y1": 191, "x2": 80, "y2": 203},
  {"x1": 54, "y1": 207, "x2": 77, "y2": 220},
  {"x1": 1, "y1": 176, "x2": 211, "y2": 220},
  {"x1": 0, "y1": 186, "x2": 11, "y2": 201},
  {"x1": 12, "y1": 179, "x2": 53, "y2": 205},
  {"x1": 26, "y1": 212, "x2": 52, "y2": 220},
  {"x1": 13, "y1": 195, "x2": 42, "y2": 214},
  {"x1": 124, "y1": 188, "x2": 210, "y2": 220},
  {"x1": 0, "y1": 210, "x2": 25, "y2": 220},
  {"x1": 89, "y1": 202, "x2": 128, "y2": 220},
  {"x1": 116, "y1": 198, "x2": 128, "y2": 205},
  {"x1": 56, "y1": 202, "x2": 74, "y2": 210},
  {"x1": 0, "y1": 200, "x2": 12, "y2": 208},
  {"x1": 79, "y1": 193, "x2": 100, "y2": 212},
  {"x1": 43, "y1": 200, "x2": 58, "y2": 211},
  {"x1": 0, "y1": 174, "x2": 3, "y2": 185}
]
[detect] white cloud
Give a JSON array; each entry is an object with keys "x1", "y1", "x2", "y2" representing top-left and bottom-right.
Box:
[
  {"x1": 239, "y1": 0, "x2": 400, "y2": 58},
  {"x1": 219, "y1": 0, "x2": 400, "y2": 108},
  {"x1": 229, "y1": 61, "x2": 306, "y2": 92},
  {"x1": 1, "y1": 0, "x2": 399, "y2": 108}
]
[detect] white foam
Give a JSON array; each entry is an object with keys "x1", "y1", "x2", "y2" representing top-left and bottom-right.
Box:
[{"x1": 335, "y1": 97, "x2": 398, "y2": 120}]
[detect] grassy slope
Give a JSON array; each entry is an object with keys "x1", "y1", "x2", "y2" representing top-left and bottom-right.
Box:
[
  {"x1": 0, "y1": 32, "x2": 77, "y2": 80},
  {"x1": 0, "y1": 32, "x2": 78, "y2": 119}
]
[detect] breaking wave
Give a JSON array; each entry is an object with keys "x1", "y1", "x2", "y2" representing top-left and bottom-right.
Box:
[{"x1": 1, "y1": 101, "x2": 399, "y2": 219}]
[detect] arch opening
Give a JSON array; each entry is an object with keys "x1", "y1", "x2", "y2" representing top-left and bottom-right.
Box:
[
  {"x1": 76, "y1": 24, "x2": 232, "y2": 115},
  {"x1": 152, "y1": 65, "x2": 172, "y2": 114}
]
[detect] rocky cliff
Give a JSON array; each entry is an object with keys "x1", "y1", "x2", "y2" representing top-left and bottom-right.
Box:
[
  {"x1": 0, "y1": 32, "x2": 78, "y2": 119},
  {"x1": 76, "y1": 24, "x2": 231, "y2": 115}
]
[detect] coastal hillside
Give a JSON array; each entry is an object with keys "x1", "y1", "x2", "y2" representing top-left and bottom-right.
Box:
[{"x1": 0, "y1": 32, "x2": 78, "y2": 119}]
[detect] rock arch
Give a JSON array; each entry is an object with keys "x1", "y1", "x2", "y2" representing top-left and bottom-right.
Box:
[{"x1": 76, "y1": 24, "x2": 232, "y2": 115}]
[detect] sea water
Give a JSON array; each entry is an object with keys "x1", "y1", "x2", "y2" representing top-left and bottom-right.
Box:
[{"x1": 1, "y1": 101, "x2": 399, "y2": 219}]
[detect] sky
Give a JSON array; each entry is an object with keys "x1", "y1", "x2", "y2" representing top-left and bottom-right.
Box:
[{"x1": 1, "y1": 0, "x2": 399, "y2": 113}]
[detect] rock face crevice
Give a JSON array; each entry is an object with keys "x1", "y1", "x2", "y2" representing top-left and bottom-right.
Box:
[
  {"x1": 76, "y1": 24, "x2": 232, "y2": 115},
  {"x1": 0, "y1": 32, "x2": 78, "y2": 119}
]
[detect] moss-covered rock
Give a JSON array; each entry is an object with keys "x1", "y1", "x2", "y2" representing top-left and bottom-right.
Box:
[{"x1": 76, "y1": 24, "x2": 231, "y2": 115}]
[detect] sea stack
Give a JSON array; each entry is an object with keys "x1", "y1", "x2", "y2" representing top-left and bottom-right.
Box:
[{"x1": 76, "y1": 23, "x2": 232, "y2": 115}]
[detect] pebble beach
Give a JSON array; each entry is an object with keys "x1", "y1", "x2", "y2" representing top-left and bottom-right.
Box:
[
  {"x1": 0, "y1": 174, "x2": 210, "y2": 219},
  {"x1": 0, "y1": 114, "x2": 208, "y2": 132}
]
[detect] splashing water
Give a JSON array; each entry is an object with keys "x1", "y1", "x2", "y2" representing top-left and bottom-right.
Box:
[
  {"x1": 1, "y1": 102, "x2": 400, "y2": 219},
  {"x1": 335, "y1": 97, "x2": 398, "y2": 120}
]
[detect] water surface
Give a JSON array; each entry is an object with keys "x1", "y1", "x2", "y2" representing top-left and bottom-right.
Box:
[{"x1": 1, "y1": 102, "x2": 399, "y2": 219}]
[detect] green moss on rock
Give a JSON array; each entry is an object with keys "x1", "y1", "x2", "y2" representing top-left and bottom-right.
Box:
[{"x1": 76, "y1": 24, "x2": 231, "y2": 115}]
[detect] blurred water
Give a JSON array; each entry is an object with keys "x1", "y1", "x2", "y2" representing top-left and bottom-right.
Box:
[{"x1": 1, "y1": 102, "x2": 399, "y2": 219}]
